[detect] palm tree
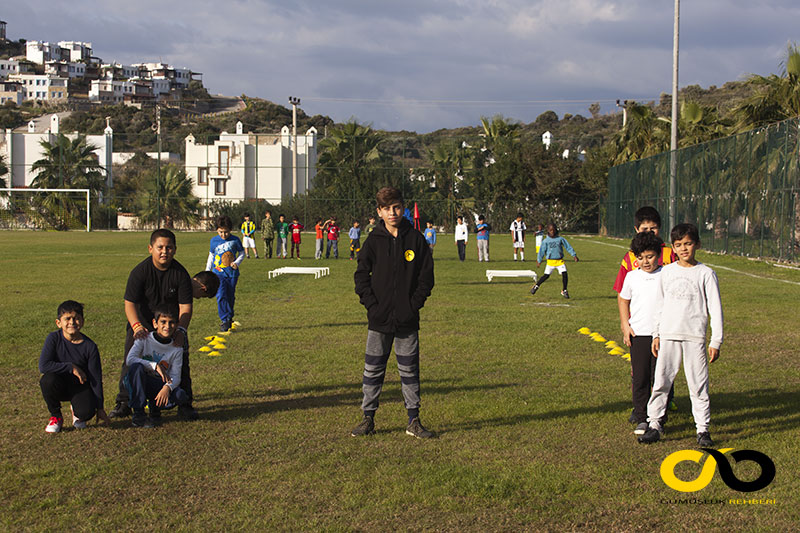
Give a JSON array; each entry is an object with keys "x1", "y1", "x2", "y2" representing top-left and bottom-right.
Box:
[
  {"x1": 316, "y1": 121, "x2": 385, "y2": 200},
  {"x1": 137, "y1": 164, "x2": 200, "y2": 229},
  {"x1": 734, "y1": 44, "x2": 800, "y2": 131},
  {"x1": 28, "y1": 134, "x2": 105, "y2": 229}
]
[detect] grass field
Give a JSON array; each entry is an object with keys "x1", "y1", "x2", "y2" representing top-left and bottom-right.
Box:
[{"x1": 1, "y1": 230, "x2": 799, "y2": 532}]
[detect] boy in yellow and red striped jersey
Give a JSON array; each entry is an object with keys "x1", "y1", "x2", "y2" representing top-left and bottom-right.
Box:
[{"x1": 612, "y1": 206, "x2": 676, "y2": 293}]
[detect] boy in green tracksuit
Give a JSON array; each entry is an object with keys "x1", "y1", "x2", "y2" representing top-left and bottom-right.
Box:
[
  {"x1": 276, "y1": 214, "x2": 290, "y2": 259},
  {"x1": 260, "y1": 211, "x2": 275, "y2": 259}
]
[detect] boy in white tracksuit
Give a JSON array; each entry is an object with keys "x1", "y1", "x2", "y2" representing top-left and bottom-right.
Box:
[{"x1": 639, "y1": 223, "x2": 723, "y2": 447}]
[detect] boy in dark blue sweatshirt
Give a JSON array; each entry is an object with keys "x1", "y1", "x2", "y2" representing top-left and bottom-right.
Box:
[
  {"x1": 352, "y1": 187, "x2": 435, "y2": 438},
  {"x1": 39, "y1": 301, "x2": 111, "y2": 433}
]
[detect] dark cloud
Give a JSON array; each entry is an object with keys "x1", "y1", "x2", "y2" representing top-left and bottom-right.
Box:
[{"x1": 4, "y1": 1, "x2": 799, "y2": 132}]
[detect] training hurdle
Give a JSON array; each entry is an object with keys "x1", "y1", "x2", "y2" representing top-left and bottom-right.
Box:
[
  {"x1": 268, "y1": 267, "x2": 330, "y2": 279},
  {"x1": 485, "y1": 269, "x2": 537, "y2": 283}
]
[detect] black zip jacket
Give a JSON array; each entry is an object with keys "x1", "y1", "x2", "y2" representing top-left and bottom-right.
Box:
[{"x1": 354, "y1": 218, "x2": 434, "y2": 334}]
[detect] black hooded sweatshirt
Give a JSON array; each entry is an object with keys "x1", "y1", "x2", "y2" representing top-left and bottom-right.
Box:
[{"x1": 354, "y1": 217, "x2": 434, "y2": 334}]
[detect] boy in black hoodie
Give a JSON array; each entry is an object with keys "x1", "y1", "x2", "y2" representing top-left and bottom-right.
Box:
[{"x1": 351, "y1": 187, "x2": 435, "y2": 438}]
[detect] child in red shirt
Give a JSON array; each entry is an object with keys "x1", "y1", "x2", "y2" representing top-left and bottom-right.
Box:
[
  {"x1": 289, "y1": 217, "x2": 305, "y2": 259},
  {"x1": 324, "y1": 217, "x2": 340, "y2": 259}
]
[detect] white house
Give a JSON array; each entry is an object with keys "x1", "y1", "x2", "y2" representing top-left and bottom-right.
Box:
[
  {"x1": 7, "y1": 73, "x2": 68, "y2": 101},
  {"x1": 0, "y1": 59, "x2": 20, "y2": 79},
  {"x1": 184, "y1": 121, "x2": 317, "y2": 208},
  {"x1": 0, "y1": 115, "x2": 113, "y2": 189},
  {"x1": 0, "y1": 80, "x2": 23, "y2": 105},
  {"x1": 57, "y1": 41, "x2": 93, "y2": 62},
  {"x1": 25, "y1": 41, "x2": 62, "y2": 64},
  {"x1": 45, "y1": 60, "x2": 86, "y2": 79}
]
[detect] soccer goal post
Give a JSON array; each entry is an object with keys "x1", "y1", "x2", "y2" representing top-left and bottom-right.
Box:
[{"x1": 0, "y1": 188, "x2": 91, "y2": 232}]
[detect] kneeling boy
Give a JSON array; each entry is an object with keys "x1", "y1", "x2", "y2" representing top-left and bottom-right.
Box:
[
  {"x1": 125, "y1": 304, "x2": 190, "y2": 428},
  {"x1": 39, "y1": 300, "x2": 110, "y2": 433}
]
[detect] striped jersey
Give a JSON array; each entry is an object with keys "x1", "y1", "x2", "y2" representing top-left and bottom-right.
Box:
[
  {"x1": 241, "y1": 220, "x2": 255, "y2": 237},
  {"x1": 612, "y1": 243, "x2": 676, "y2": 293},
  {"x1": 510, "y1": 220, "x2": 526, "y2": 243}
]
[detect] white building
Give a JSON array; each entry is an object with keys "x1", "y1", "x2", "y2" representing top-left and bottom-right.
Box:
[
  {"x1": 0, "y1": 115, "x2": 113, "y2": 189},
  {"x1": 58, "y1": 41, "x2": 93, "y2": 62},
  {"x1": 45, "y1": 60, "x2": 86, "y2": 79},
  {"x1": 7, "y1": 73, "x2": 68, "y2": 101},
  {"x1": 25, "y1": 41, "x2": 62, "y2": 64},
  {"x1": 0, "y1": 59, "x2": 20, "y2": 79},
  {"x1": 0, "y1": 80, "x2": 23, "y2": 105},
  {"x1": 184, "y1": 121, "x2": 317, "y2": 207}
]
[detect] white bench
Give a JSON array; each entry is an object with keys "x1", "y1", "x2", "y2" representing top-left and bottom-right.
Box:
[
  {"x1": 486, "y1": 269, "x2": 537, "y2": 283},
  {"x1": 269, "y1": 267, "x2": 330, "y2": 279}
]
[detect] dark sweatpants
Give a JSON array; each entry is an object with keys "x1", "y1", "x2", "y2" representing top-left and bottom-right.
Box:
[
  {"x1": 361, "y1": 330, "x2": 421, "y2": 417},
  {"x1": 40, "y1": 372, "x2": 98, "y2": 420},
  {"x1": 115, "y1": 328, "x2": 192, "y2": 406}
]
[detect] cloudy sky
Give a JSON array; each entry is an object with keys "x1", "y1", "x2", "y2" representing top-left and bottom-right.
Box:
[{"x1": 5, "y1": 1, "x2": 799, "y2": 132}]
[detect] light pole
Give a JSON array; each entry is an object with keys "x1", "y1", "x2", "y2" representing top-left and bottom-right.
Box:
[
  {"x1": 289, "y1": 96, "x2": 300, "y2": 197},
  {"x1": 669, "y1": 0, "x2": 680, "y2": 230}
]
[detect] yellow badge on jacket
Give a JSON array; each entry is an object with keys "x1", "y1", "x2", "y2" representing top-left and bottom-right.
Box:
[{"x1": 404, "y1": 250, "x2": 415, "y2": 262}]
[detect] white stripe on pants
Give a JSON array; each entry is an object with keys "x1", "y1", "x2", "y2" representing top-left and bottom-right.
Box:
[{"x1": 647, "y1": 339, "x2": 710, "y2": 433}]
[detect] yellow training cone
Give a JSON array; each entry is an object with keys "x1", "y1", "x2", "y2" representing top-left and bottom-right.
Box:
[
  {"x1": 230, "y1": 324, "x2": 238, "y2": 331},
  {"x1": 212, "y1": 344, "x2": 227, "y2": 350},
  {"x1": 210, "y1": 341, "x2": 226, "y2": 349},
  {"x1": 232, "y1": 321, "x2": 241, "y2": 327},
  {"x1": 609, "y1": 347, "x2": 626, "y2": 355},
  {"x1": 622, "y1": 353, "x2": 631, "y2": 361},
  {"x1": 204, "y1": 336, "x2": 215, "y2": 341},
  {"x1": 592, "y1": 335, "x2": 606, "y2": 342},
  {"x1": 198, "y1": 346, "x2": 212, "y2": 352},
  {"x1": 578, "y1": 327, "x2": 591, "y2": 335},
  {"x1": 605, "y1": 340, "x2": 619, "y2": 348},
  {"x1": 217, "y1": 331, "x2": 231, "y2": 336},
  {"x1": 207, "y1": 351, "x2": 222, "y2": 357}
]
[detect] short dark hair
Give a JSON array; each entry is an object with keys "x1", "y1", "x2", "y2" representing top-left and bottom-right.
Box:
[
  {"x1": 264, "y1": 210, "x2": 271, "y2": 216},
  {"x1": 57, "y1": 300, "x2": 84, "y2": 318},
  {"x1": 634, "y1": 206, "x2": 662, "y2": 228},
  {"x1": 478, "y1": 215, "x2": 485, "y2": 221},
  {"x1": 279, "y1": 213, "x2": 285, "y2": 218},
  {"x1": 376, "y1": 186, "x2": 404, "y2": 208},
  {"x1": 547, "y1": 223, "x2": 558, "y2": 234},
  {"x1": 192, "y1": 270, "x2": 220, "y2": 296},
  {"x1": 216, "y1": 215, "x2": 233, "y2": 230},
  {"x1": 670, "y1": 223, "x2": 700, "y2": 244},
  {"x1": 631, "y1": 231, "x2": 664, "y2": 256},
  {"x1": 150, "y1": 228, "x2": 176, "y2": 245},
  {"x1": 244, "y1": 213, "x2": 252, "y2": 218},
  {"x1": 516, "y1": 212, "x2": 524, "y2": 219},
  {"x1": 152, "y1": 303, "x2": 179, "y2": 322}
]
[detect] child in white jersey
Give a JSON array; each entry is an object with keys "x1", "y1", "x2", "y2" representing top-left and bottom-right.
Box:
[
  {"x1": 638, "y1": 223, "x2": 723, "y2": 447},
  {"x1": 125, "y1": 304, "x2": 190, "y2": 428},
  {"x1": 619, "y1": 231, "x2": 665, "y2": 436}
]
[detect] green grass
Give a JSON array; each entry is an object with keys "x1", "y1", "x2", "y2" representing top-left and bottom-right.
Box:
[{"x1": 1, "y1": 231, "x2": 799, "y2": 531}]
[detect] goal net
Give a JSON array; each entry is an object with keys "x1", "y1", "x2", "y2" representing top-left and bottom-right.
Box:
[{"x1": 0, "y1": 188, "x2": 91, "y2": 231}]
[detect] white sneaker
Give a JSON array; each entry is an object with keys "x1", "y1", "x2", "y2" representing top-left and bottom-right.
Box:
[
  {"x1": 46, "y1": 416, "x2": 63, "y2": 433},
  {"x1": 71, "y1": 407, "x2": 87, "y2": 430}
]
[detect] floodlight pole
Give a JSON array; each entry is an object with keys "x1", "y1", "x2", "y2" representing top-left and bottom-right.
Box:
[
  {"x1": 289, "y1": 96, "x2": 301, "y2": 197},
  {"x1": 669, "y1": 0, "x2": 680, "y2": 230}
]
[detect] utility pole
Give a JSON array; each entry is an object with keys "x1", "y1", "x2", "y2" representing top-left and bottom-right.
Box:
[
  {"x1": 669, "y1": 0, "x2": 680, "y2": 230},
  {"x1": 289, "y1": 96, "x2": 300, "y2": 197},
  {"x1": 153, "y1": 104, "x2": 162, "y2": 226}
]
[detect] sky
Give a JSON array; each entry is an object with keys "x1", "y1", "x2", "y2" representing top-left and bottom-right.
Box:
[{"x1": 5, "y1": 1, "x2": 800, "y2": 133}]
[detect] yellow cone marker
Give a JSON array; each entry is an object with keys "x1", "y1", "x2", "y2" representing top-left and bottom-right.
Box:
[
  {"x1": 592, "y1": 335, "x2": 606, "y2": 342},
  {"x1": 605, "y1": 340, "x2": 619, "y2": 348},
  {"x1": 622, "y1": 353, "x2": 631, "y2": 360},
  {"x1": 198, "y1": 346, "x2": 212, "y2": 352},
  {"x1": 232, "y1": 321, "x2": 241, "y2": 327},
  {"x1": 217, "y1": 331, "x2": 231, "y2": 336},
  {"x1": 578, "y1": 327, "x2": 591, "y2": 335},
  {"x1": 204, "y1": 336, "x2": 215, "y2": 341},
  {"x1": 609, "y1": 347, "x2": 626, "y2": 355},
  {"x1": 208, "y1": 351, "x2": 222, "y2": 357}
]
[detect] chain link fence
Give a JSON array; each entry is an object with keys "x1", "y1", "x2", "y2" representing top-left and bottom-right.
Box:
[{"x1": 606, "y1": 117, "x2": 800, "y2": 262}]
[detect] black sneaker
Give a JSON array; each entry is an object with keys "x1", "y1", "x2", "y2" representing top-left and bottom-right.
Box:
[
  {"x1": 634, "y1": 422, "x2": 649, "y2": 435},
  {"x1": 178, "y1": 405, "x2": 199, "y2": 421},
  {"x1": 530, "y1": 284, "x2": 539, "y2": 295},
  {"x1": 220, "y1": 321, "x2": 232, "y2": 332},
  {"x1": 406, "y1": 417, "x2": 435, "y2": 439},
  {"x1": 561, "y1": 289, "x2": 570, "y2": 299},
  {"x1": 109, "y1": 402, "x2": 131, "y2": 418},
  {"x1": 697, "y1": 432, "x2": 714, "y2": 447},
  {"x1": 131, "y1": 412, "x2": 154, "y2": 428},
  {"x1": 350, "y1": 416, "x2": 375, "y2": 436},
  {"x1": 637, "y1": 427, "x2": 663, "y2": 444}
]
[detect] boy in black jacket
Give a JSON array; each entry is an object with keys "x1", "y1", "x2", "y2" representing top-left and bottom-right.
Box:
[{"x1": 352, "y1": 187, "x2": 435, "y2": 438}]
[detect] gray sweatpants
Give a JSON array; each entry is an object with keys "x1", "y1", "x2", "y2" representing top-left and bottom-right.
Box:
[
  {"x1": 477, "y1": 240, "x2": 489, "y2": 261},
  {"x1": 647, "y1": 339, "x2": 710, "y2": 433},
  {"x1": 361, "y1": 330, "x2": 420, "y2": 414}
]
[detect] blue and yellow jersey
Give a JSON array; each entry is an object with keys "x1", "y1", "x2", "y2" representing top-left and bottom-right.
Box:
[{"x1": 241, "y1": 220, "x2": 255, "y2": 237}]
